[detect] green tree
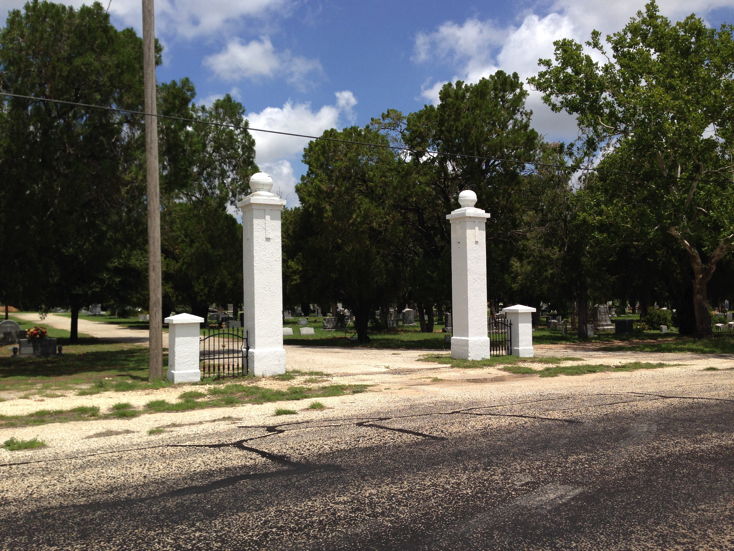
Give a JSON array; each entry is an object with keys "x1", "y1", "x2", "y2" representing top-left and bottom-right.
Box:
[
  {"x1": 373, "y1": 73, "x2": 542, "y2": 326},
  {"x1": 530, "y1": 1, "x2": 734, "y2": 336},
  {"x1": 0, "y1": 0, "x2": 146, "y2": 341},
  {"x1": 157, "y1": 82, "x2": 257, "y2": 317},
  {"x1": 296, "y1": 126, "x2": 405, "y2": 342}
]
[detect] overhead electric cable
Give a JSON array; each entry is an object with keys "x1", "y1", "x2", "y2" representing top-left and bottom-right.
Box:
[
  {"x1": 0, "y1": 90, "x2": 587, "y2": 172},
  {"x1": 1, "y1": 90, "x2": 730, "y2": 183}
]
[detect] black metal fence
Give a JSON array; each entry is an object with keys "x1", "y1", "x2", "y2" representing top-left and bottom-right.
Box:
[
  {"x1": 199, "y1": 327, "x2": 249, "y2": 378},
  {"x1": 489, "y1": 316, "x2": 512, "y2": 356}
]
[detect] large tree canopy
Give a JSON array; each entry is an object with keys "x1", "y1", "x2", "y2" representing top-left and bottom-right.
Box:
[
  {"x1": 530, "y1": 0, "x2": 734, "y2": 336},
  {"x1": 0, "y1": 0, "x2": 146, "y2": 340},
  {"x1": 295, "y1": 126, "x2": 405, "y2": 342}
]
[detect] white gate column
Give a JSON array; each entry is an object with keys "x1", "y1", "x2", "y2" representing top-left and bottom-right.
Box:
[
  {"x1": 238, "y1": 172, "x2": 286, "y2": 376},
  {"x1": 447, "y1": 190, "x2": 491, "y2": 360}
]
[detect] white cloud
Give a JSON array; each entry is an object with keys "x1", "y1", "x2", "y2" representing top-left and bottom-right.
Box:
[
  {"x1": 260, "y1": 159, "x2": 299, "y2": 207},
  {"x1": 204, "y1": 37, "x2": 322, "y2": 90},
  {"x1": 413, "y1": 0, "x2": 734, "y2": 141},
  {"x1": 1, "y1": 0, "x2": 291, "y2": 39},
  {"x1": 245, "y1": 91, "x2": 359, "y2": 206},
  {"x1": 204, "y1": 37, "x2": 281, "y2": 80}
]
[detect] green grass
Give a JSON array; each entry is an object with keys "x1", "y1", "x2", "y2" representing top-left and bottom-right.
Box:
[
  {"x1": 307, "y1": 401, "x2": 326, "y2": 410},
  {"x1": 178, "y1": 390, "x2": 207, "y2": 400},
  {"x1": 274, "y1": 408, "x2": 297, "y2": 416},
  {"x1": 598, "y1": 337, "x2": 734, "y2": 354},
  {"x1": 109, "y1": 402, "x2": 140, "y2": 419},
  {"x1": 0, "y1": 342, "x2": 169, "y2": 397},
  {"x1": 283, "y1": 322, "x2": 451, "y2": 350},
  {"x1": 420, "y1": 354, "x2": 583, "y2": 369},
  {"x1": 56, "y1": 312, "x2": 151, "y2": 331},
  {"x1": 147, "y1": 427, "x2": 165, "y2": 435},
  {"x1": 2, "y1": 437, "x2": 47, "y2": 451},
  {"x1": 0, "y1": 383, "x2": 370, "y2": 429},
  {"x1": 500, "y1": 361, "x2": 672, "y2": 377}
]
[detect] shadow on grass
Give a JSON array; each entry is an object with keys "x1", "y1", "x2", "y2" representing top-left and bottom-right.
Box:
[
  {"x1": 284, "y1": 334, "x2": 449, "y2": 350},
  {"x1": 0, "y1": 346, "x2": 157, "y2": 380}
]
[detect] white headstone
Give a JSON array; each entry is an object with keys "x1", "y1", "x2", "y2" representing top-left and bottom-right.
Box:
[
  {"x1": 282, "y1": 327, "x2": 293, "y2": 336},
  {"x1": 300, "y1": 327, "x2": 315, "y2": 335}
]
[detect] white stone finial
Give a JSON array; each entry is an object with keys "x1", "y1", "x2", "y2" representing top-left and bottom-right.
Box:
[
  {"x1": 250, "y1": 172, "x2": 273, "y2": 193},
  {"x1": 458, "y1": 189, "x2": 477, "y2": 208}
]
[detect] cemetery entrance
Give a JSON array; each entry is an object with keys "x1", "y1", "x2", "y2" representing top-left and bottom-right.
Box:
[
  {"x1": 199, "y1": 327, "x2": 249, "y2": 378},
  {"x1": 489, "y1": 316, "x2": 512, "y2": 356}
]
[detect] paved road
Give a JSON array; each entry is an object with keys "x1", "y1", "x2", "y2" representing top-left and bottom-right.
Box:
[{"x1": 1, "y1": 372, "x2": 732, "y2": 550}]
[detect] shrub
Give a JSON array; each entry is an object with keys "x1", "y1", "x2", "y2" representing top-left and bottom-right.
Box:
[{"x1": 641, "y1": 308, "x2": 673, "y2": 329}]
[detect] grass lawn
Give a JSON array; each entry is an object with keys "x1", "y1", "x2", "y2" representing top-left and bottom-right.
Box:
[
  {"x1": 0, "y1": 341, "x2": 167, "y2": 395},
  {"x1": 283, "y1": 317, "x2": 451, "y2": 349},
  {"x1": 56, "y1": 312, "x2": 150, "y2": 331}
]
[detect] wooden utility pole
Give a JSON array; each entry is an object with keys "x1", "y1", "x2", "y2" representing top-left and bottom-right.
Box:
[{"x1": 143, "y1": 0, "x2": 163, "y2": 380}]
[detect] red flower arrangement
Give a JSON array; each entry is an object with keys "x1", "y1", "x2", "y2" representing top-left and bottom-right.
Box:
[{"x1": 27, "y1": 326, "x2": 48, "y2": 341}]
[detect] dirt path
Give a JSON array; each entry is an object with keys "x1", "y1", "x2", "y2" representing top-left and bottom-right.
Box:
[{"x1": 12, "y1": 312, "x2": 155, "y2": 344}]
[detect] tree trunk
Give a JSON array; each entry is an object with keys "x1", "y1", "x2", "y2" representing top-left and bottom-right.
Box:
[
  {"x1": 354, "y1": 305, "x2": 370, "y2": 343},
  {"x1": 576, "y1": 295, "x2": 589, "y2": 338},
  {"x1": 691, "y1": 276, "x2": 712, "y2": 338},
  {"x1": 70, "y1": 303, "x2": 80, "y2": 344},
  {"x1": 4, "y1": 303, "x2": 8, "y2": 320},
  {"x1": 669, "y1": 227, "x2": 733, "y2": 338},
  {"x1": 416, "y1": 304, "x2": 436, "y2": 333}
]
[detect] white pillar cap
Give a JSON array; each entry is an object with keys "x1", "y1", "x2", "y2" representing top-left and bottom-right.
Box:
[
  {"x1": 458, "y1": 189, "x2": 477, "y2": 208},
  {"x1": 250, "y1": 172, "x2": 273, "y2": 193},
  {"x1": 501, "y1": 304, "x2": 537, "y2": 314},
  {"x1": 164, "y1": 313, "x2": 205, "y2": 324}
]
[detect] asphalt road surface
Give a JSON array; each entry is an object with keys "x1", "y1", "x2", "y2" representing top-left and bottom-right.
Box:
[{"x1": 1, "y1": 376, "x2": 732, "y2": 550}]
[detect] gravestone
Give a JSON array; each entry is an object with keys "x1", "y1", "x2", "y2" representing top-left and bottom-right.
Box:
[
  {"x1": 593, "y1": 304, "x2": 615, "y2": 333},
  {"x1": 282, "y1": 327, "x2": 294, "y2": 336},
  {"x1": 227, "y1": 320, "x2": 241, "y2": 329},
  {"x1": 300, "y1": 327, "x2": 315, "y2": 335},
  {"x1": 322, "y1": 317, "x2": 336, "y2": 330},
  {"x1": 18, "y1": 340, "x2": 34, "y2": 355},
  {"x1": 298, "y1": 317, "x2": 308, "y2": 326},
  {"x1": 0, "y1": 320, "x2": 21, "y2": 345},
  {"x1": 728, "y1": 312, "x2": 733, "y2": 322},
  {"x1": 444, "y1": 312, "x2": 452, "y2": 332},
  {"x1": 660, "y1": 325, "x2": 668, "y2": 333},
  {"x1": 90, "y1": 304, "x2": 102, "y2": 315},
  {"x1": 402, "y1": 308, "x2": 415, "y2": 325}
]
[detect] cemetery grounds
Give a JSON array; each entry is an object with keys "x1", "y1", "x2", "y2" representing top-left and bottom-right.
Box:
[{"x1": 0, "y1": 311, "x2": 733, "y2": 453}]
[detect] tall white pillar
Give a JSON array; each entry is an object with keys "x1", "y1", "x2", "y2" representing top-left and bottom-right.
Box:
[
  {"x1": 447, "y1": 190, "x2": 491, "y2": 360},
  {"x1": 238, "y1": 172, "x2": 286, "y2": 376}
]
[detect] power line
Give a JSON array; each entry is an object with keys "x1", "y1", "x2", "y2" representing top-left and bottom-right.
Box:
[
  {"x1": 1, "y1": 90, "x2": 729, "y2": 183},
  {"x1": 0, "y1": 90, "x2": 588, "y2": 173}
]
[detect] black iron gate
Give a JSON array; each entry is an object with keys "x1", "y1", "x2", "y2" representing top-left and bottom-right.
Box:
[
  {"x1": 199, "y1": 327, "x2": 249, "y2": 378},
  {"x1": 489, "y1": 316, "x2": 512, "y2": 356}
]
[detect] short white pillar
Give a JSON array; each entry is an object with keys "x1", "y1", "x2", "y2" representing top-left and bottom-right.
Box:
[
  {"x1": 165, "y1": 313, "x2": 204, "y2": 383},
  {"x1": 446, "y1": 190, "x2": 491, "y2": 360},
  {"x1": 501, "y1": 304, "x2": 536, "y2": 357},
  {"x1": 238, "y1": 172, "x2": 287, "y2": 376}
]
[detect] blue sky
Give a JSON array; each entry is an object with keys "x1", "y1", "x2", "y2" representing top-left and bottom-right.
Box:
[{"x1": 2, "y1": 0, "x2": 734, "y2": 205}]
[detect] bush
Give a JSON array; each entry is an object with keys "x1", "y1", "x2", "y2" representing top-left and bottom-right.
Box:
[{"x1": 641, "y1": 308, "x2": 673, "y2": 330}]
